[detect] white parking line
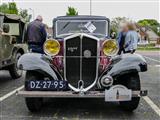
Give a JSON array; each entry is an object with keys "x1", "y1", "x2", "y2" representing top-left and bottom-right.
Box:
[
  {"x1": 0, "y1": 85, "x2": 160, "y2": 117},
  {"x1": 155, "y1": 65, "x2": 160, "y2": 67},
  {"x1": 144, "y1": 56, "x2": 160, "y2": 63},
  {"x1": 143, "y1": 96, "x2": 160, "y2": 117},
  {"x1": 0, "y1": 85, "x2": 24, "y2": 102}
]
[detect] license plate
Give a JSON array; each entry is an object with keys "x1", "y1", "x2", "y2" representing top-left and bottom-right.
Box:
[
  {"x1": 105, "y1": 85, "x2": 132, "y2": 102},
  {"x1": 25, "y1": 80, "x2": 68, "y2": 91}
]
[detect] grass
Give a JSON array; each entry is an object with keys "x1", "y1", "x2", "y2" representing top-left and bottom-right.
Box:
[
  {"x1": 137, "y1": 47, "x2": 160, "y2": 51},
  {"x1": 137, "y1": 43, "x2": 160, "y2": 51}
]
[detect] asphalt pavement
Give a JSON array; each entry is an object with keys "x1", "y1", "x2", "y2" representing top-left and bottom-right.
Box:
[{"x1": 0, "y1": 50, "x2": 160, "y2": 120}]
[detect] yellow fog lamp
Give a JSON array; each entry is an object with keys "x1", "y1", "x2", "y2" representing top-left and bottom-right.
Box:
[
  {"x1": 102, "y1": 39, "x2": 119, "y2": 56},
  {"x1": 43, "y1": 39, "x2": 60, "y2": 56}
]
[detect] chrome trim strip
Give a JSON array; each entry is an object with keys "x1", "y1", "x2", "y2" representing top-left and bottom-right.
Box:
[
  {"x1": 80, "y1": 35, "x2": 83, "y2": 82},
  {"x1": 17, "y1": 90, "x2": 147, "y2": 98}
]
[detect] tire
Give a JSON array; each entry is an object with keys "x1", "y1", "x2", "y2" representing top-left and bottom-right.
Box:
[
  {"x1": 9, "y1": 52, "x2": 23, "y2": 79},
  {"x1": 25, "y1": 97, "x2": 43, "y2": 112},
  {"x1": 25, "y1": 71, "x2": 43, "y2": 112},
  {"x1": 119, "y1": 73, "x2": 141, "y2": 111}
]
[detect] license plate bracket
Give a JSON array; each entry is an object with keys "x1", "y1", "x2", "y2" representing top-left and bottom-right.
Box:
[
  {"x1": 25, "y1": 80, "x2": 68, "y2": 91},
  {"x1": 105, "y1": 85, "x2": 132, "y2": 102}
]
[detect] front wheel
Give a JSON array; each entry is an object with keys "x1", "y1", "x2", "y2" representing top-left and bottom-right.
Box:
[
  {"x1": 25, "y1": 98, "x2": 43, "y2": 112},
  {"x1": 25, "y1": 71, "x2": 43, "y2": 112},
  {"x1": 119, "y1": 73, "x2": 141, "y2": 111},
  {"x1": 9, "y1": 52, "x2": 23, "y2": 79}
]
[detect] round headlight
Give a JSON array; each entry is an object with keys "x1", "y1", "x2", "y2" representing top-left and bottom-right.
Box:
[
  {"x1": 102, "y1": 39, "x2": 119, "y2": 56},
  {"x1": 43, "y1": 39, "x2": 60, "y2": 56}
]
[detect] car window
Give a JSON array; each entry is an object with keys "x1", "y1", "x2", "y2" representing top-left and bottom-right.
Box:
[
  {"x1": 4, "y1": 23, "x2": 19, "y2": 35},
  {"x1": 55, "y1": 20, "x2": 108, "y2": 38}
]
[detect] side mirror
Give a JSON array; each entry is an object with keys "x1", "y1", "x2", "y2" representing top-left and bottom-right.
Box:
[{"x1": 3, "y1": 24, "x2": 10, "y2": 33}]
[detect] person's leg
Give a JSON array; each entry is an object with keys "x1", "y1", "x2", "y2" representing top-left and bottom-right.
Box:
[
  {"x1": 28, "y1": 44, "x2": 44, "y2": 54},
  {"x1": 117, "y1": 48, "x2": 123, "y2": 55},
  {"x1": 124, "y1": 49, "x2": 136, "y2": 54}
]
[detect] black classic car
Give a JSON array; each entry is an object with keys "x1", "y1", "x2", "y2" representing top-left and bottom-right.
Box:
[{"x1": 17, "y1": 16, "x2": 147, "y2": 112}]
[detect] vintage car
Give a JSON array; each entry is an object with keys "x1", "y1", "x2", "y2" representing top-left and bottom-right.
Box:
[
  {"x1": 17, "y1": 16, "x2": 147, "y2": 112},
  {"x1": 0, "y1": 13, "x2": 27, "y2": 79}
]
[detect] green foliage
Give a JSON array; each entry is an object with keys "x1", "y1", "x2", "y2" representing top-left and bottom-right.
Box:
[
  {"x1": 66, "y1": 7, "x2": 78, "y2": 16},
  {"x1": 0, "y1": 3, "x2": 9, "y2": 13},
  {"x1": 8, "y1": 2, "x2": 18, "y2": 14},
  {"x1": 0, "y1": 2, "x2": 18, "y2": 14},
  {"x1": 138, "y1": 19, "x2": 159, "y2": 26},
  {"x1": 0, "y1": 2, "x2": 31, "y2": 22},
  {"x1": 138, "y1": 19, "x2": 160, "y2": 36},
  {"x1": 110, "y1": 17, "x2": 130, "y2": 35},
  {"x1": 150, "y1": 25, "x2": 160, "y2": 36},
  {"x1": 19, "y1": 9, "x2": 32, "y2": 22},
  {"x1": 138, "y1": 43, "x2": 160, "y2": 51}
]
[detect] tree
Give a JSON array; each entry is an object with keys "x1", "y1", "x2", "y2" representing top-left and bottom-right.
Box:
[
  {"x1": 138, "y1": 19, "x2": 160, "y2": 36},
  {"x1": 0, "y1": 2, "x2": 18, "y2": 14},
  {"x1": 8, "y1": 2, "x2": 18, "y2": 14},
  {"x1": 19, "y1": 9, "x2": 32, "y2": 22},
  {"x1": 110, "y1": 17, "x2": 130, "y2": 35},
  {"x1": 0, "y1": 2, "x2": 31, "y2": 22},
  {"x1": 138, "y1": 19, "x2": 159, "y2": 26},
  {"x1": 0, "y1": 3, "x2": 9, "y2": 13},
  {"x1": 66, "y1": 7, "x2": 78, "y2": 16}
]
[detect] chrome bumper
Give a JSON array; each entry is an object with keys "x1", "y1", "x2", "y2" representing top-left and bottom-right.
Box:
[{"x1": 17, "y1": 90, "x2": 147, "y2": 98}]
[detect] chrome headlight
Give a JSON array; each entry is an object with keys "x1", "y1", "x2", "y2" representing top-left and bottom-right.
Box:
[
  {"x1": 102, "y1": 39, "x2": 119, "y2": 56},
  {"x1": 43, "y1": 39, "x2": 60, "y2": 56}
]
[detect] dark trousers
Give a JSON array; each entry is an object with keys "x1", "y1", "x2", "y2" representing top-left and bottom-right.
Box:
[
  {"x1": 28, "y1": 44, "x2": 44, "y2": 54},
  {"x1": 118, "y1": 49, "x2": 136, "y2": 55},
  {"x1": 117, "y1": 48, "x2": 125, "y2": 55},
  {"x1": 124, "y1": 49, "x2": 136, "y2": 54}
]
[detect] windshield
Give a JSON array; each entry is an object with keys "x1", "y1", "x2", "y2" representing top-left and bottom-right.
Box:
[{"x1": 55, "y1": 20, "x2": 108, "y2": 38}]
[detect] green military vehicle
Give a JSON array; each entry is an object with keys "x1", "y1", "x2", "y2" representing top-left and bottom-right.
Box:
[{"x1": 0, "y1": 13, "x2": 28, "y2": 79}]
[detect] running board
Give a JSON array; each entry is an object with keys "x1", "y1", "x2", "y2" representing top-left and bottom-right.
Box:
[{"x1": 16, "y1": 90, "x2": 147, "y2": 98}]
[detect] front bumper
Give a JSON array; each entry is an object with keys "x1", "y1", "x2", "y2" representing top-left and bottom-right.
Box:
[{"x1": 17, "y1": 90, "x2": 147, "y2": 98}]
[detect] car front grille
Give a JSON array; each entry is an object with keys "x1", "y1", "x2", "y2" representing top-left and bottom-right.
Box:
[{"x1": 64, "y1": 34, "x2": 98, "y2": 89}]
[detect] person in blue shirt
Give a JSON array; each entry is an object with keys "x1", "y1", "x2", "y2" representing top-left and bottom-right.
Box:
[
  {"x1": 124, "y1": 23, "x2": 138, "y2": 54},
  {"x1": 117, "y1": 23, "x2": 129, "y2": 55}
]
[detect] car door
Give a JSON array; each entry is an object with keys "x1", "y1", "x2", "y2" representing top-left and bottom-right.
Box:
[
  {"x1": 1, "y1": 33, "x2": 14, "y2": 61},
  {"x1": 0, "y1": 34, "x2": 3, "y2": 67}
]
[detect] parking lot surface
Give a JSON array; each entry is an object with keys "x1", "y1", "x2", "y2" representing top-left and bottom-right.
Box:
[{"x1": 0, "y1": 51, "x2": 160, "y2": 120}]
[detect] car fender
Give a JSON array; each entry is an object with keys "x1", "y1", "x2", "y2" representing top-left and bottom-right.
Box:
[
  {"x1": 107, "y1": 53, "x2": 147, "y2": 77},
  {"x1": 17, "y1": 53, "x2": 58, "y2": 80}
]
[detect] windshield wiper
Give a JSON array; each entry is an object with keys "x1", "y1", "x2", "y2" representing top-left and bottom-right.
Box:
[{"x1": 60, "y1": 22, "x2": 70, "y2": 32}]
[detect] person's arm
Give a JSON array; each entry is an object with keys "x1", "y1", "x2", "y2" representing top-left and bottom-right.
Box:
[
  {"x1": 129, "y1": 32, "x2": 138, "y2": 53},
  {"x1": 117, "y1": 32, "x2": 121, "y2": 44},
  {"x1": 40, "y1": 25, "x2": 47, "y2": 43}
]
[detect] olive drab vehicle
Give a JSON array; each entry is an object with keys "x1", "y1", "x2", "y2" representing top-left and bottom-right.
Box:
[{"x1": 0, "y1": 13, "x2": 28, "y2": 79}]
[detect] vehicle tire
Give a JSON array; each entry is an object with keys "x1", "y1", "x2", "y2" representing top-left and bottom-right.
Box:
[
  {"x1": 119, "y1": 73, "x2": 141, "y2": 111},
  {"x1": 9, "y1": 52, "x2": 23, "y2": 79},
  {"x1": 25, "y1": 71, "x2": 43, "y2": 112},
  {"x1": 25, "y1": 97, "x2": 43, "y2": 112}
]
